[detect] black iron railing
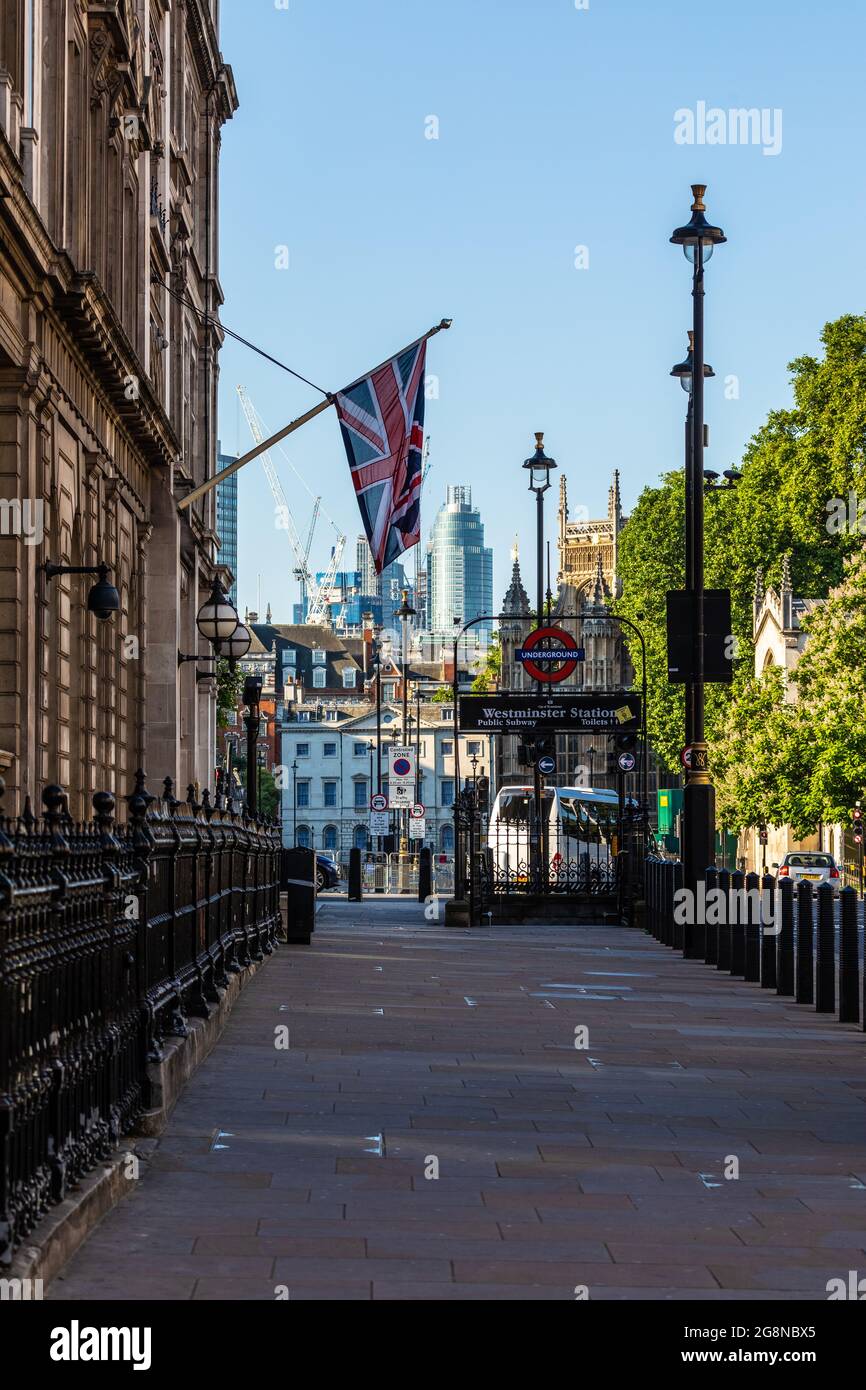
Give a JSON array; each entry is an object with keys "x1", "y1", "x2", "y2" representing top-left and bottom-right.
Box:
[{"x1": 0, "y1": 769, "x2": 281, "y2": 1266}]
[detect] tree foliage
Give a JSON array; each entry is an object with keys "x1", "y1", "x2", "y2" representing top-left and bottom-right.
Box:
[
  {"x1": 470, "y1": 632, "x2": 502, "y2": 693},
  {"x1": 615, "y1": 314, "x2": 866, "y2": 826}
]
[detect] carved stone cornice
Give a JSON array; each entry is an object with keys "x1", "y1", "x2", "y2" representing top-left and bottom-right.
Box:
[{"x1": 54, "y1": 272, "x2": 179, "y2": 471}]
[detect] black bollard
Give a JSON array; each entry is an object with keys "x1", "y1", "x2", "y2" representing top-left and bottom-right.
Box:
[
  {"x1": 704, "y1": 866, "x2": 718, "y2": 965},
  {"x1": 776, "y1": 877, "x2": 794, "y2": 996},
  {"x1": 815, "y1": 882, "x2": 835, "y2": 1013},
  {"x1": 671, "y1": 860, "x2": 684, "y2": 952},
  {"x1": 348, "y1": 846, "x2": 363, "y2": 902},
  {"x1": 417, "y1": 845, "x2": 432, "y2": 904},
  {"x1": 795, "y1": 879, "x2": 814, "y2": 1004},
  {"x1": 760, "y1": 872, "x2": 777, "y2": 989},
  {"x1": 730, "y1": 869, "x2": 746, "y2": 976},
  {"x1": 838, "y1": 886, "x2": 859, "y2": 1024},
  {"x1": 744, "y1": 872, "x2": 761, "y2": 982},
  {"x1": 717, "y1": 867, "x2": 731, "y2": 971}
]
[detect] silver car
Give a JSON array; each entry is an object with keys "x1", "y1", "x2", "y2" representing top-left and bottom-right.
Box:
[{"x1": 774, "y1": 851, "x2": 841, "y2": 896}]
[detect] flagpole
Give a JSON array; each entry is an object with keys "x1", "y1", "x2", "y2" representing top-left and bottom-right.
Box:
[{"x1": 177, "y1": 319, "x2": 451, "y2": 513}]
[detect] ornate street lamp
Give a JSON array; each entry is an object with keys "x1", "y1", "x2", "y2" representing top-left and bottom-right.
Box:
[
  {"x1": 522, "y1": 432, "x2": 557, "y2": 626},
  {"x1": 670, "y1": 184, "x2": 726, "y2": 926},
  {"x1": 522, "y1": 432, "x2": 557, "y2": 891},
  {"x1": 179, "y1": 577, "x2": 250, "y2": 678},
  {"x1": 196, "y1": 577, "x2": 241, "y2": 646}
]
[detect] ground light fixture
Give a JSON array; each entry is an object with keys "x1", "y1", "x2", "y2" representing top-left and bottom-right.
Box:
[{"x1": 42, "y1": 561, "x2": 121, "y2": 621}]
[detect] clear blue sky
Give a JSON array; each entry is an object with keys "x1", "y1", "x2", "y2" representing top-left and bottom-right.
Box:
[{"x1": 216, "y1": 0, "x2": 866, "y2": 620}]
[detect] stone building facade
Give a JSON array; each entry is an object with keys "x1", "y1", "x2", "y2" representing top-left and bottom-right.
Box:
[
  {"x1": 0, "y1": 0, "x2": 237, "y2": 815},
  {"x1": 557, "y1": 469, "x2": 625, "y2": 601}
]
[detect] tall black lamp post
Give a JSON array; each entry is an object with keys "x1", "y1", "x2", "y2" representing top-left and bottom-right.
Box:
[
  {"x1": 394, "y1": 589, "x2": 416, "y2": 853},
  {"x1": 291, "y1": 758, "x2": 298, "y2": 845},
  {"x1": 670, "y1": 330, "x2": 715, "y2": 763},
  {"x1": 523, "y1": 433, "x2": 556, "y2": 626},
  {"x1": 522, "y1": 432, "x2": 556, "y2": 889},
  {"x1": 242, "y1": 674, "x2": 263, "y2": 815},
  {"x1": 670, "y1": 184, "x2": 726, "y2": 903}
]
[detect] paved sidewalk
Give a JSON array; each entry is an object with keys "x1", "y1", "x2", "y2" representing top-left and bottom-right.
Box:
[{"x1": 48, "y1": 900, "x2": 866, "y2": 1301}]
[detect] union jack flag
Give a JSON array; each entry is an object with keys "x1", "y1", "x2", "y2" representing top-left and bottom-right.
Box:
[{"x1": 335, "y1": 338, "x2": 426, "y2": 575}]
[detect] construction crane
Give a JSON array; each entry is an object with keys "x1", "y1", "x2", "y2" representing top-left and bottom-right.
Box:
[{"x1": 236, "y1": 386, "x2": 345, "y2": 626}]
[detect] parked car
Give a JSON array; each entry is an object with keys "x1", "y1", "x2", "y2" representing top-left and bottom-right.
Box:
[
  {"x1": 315, "y1": 854, "x2": 340, "y2": 893},
  {"x1": 774, "y1": 852, "x2": 840, "y2": 896}
]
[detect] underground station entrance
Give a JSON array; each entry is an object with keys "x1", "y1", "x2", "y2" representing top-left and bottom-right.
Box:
[{"x1": 444, "y1": 609, "x2": 649, "y2": 929}]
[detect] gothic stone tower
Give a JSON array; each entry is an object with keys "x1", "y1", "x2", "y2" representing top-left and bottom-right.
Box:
[{"x1": 557, "y1": 470, "x2": 625, "y2": 602}]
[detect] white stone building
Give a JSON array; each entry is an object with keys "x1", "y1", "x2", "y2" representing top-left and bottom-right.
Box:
[{"x1": 278, "y1": 699, "x2": 490, "y2": 859}]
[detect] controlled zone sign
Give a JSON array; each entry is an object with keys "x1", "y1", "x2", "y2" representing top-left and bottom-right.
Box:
[
  {"x1": 458, "y1": 692, "x2": 641, "y2": 735},
  {"x1": 515, "y1": 626, "x2": 585, "y2": 683},
  {"x1": 389, "y1": 746, "x2": 415, "y2": 782},
  {"x1": 390, "y1": 781, "x2": 414, "y2": 809}
]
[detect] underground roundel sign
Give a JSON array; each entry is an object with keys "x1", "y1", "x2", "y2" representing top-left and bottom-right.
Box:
[{"x1": 516, "y1": 626, "x2": 582, "y2": 683}]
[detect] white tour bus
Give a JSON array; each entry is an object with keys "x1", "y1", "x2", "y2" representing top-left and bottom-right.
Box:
[{"x1": 487, "y1": 784, "x2": 624, "y2": 887}]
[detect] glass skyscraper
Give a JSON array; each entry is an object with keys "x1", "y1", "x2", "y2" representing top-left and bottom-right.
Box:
[
  {"x1": 216, "y1": 443, "x2": 238, "y2": 604},
  {"x1": 425, "y1": 485, "x2": 493, "y2": 641}
]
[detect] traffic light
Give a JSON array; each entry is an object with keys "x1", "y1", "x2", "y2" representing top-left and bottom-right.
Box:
[
  {"x1": 476, "y1": 776, "x2": 490, "y2": 808},
  {"x1": 853, "y1": 804, "x2": 863, "y2": 844},
  {"x1": 614, "y1": 730, "x2": 638, "y2": 753},
  {"x1": 536, "y1": 733, "x2": 556, "y2": 758}
]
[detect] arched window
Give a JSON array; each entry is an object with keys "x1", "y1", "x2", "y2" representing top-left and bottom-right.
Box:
[
  {"x1": 322, "y1": 824, "x2": 338, "y2": 852},
  {"x1": 353, "y1": 824, "x2": 368, "y2": 850},
  {"x1": 440, "y1": 824, "x2": 454, "y2": 853},
  {"x1": 297, "y1": 824, "x2": 311, "y2": 848}
]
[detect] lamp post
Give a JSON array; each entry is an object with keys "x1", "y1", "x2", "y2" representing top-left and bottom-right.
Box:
[
  {"x1": 670, "y1": 330, "x2": 715, "y2": 761},
  {"x1": 291, "y1": 758, "x2": 298, "y2": 845},
  {"x1": 522, "y1": 433, "x2": 557, "y2": 890},
  {"x1": 394, "y1": 589, "x2": 416, "y2": 853},
  {"x1": 242, "y1": 675, "x2": 263, "y2": 815},
  {"x1": 670, "y1": 184, "x2": 726, "y2": 907},
  {"x1": 367, "y1": 740, "x2": 375, "y2": 851}
]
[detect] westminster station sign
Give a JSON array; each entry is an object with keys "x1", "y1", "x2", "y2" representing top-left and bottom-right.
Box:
[{"x1": 458, "y1": 693, "x2": 641, "y2": 734}]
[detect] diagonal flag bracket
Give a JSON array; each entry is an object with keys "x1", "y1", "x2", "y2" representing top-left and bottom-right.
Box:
[{"x1": 177, "y1": 319, "x2": 452, "y2": 513}]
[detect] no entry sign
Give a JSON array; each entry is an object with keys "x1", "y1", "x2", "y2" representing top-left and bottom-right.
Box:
[{"x1": 516, "y1": 626, "x2": 585, "y2": 683}]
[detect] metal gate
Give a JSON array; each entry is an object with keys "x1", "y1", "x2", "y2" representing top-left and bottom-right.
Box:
[{"x1": 456, "y1": 784, "x2": 647, "y2": 925}]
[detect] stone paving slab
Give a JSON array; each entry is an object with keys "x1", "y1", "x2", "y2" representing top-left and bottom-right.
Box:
[{"x1": 47, "y1": 900, "x2": 866, "y2": 1302}]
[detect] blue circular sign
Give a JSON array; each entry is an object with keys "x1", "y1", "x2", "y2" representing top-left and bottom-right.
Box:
[{"x1": 537, "y1": 755, "x2": 556, "y2": 775}]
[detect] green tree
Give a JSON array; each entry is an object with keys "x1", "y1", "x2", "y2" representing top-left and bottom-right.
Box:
[
  {"x1": 788, "y1": 549, "x2": 866, "y2": 827},
  {"x1": 470, "y1": 632, "x2": 502, "y2": 692},
  {"x1": 216, "y1": 659, "x2": 243, "y2": 726},
  {"x1": 615, "y1": 313, "x2": 866, "y2": 775}
]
